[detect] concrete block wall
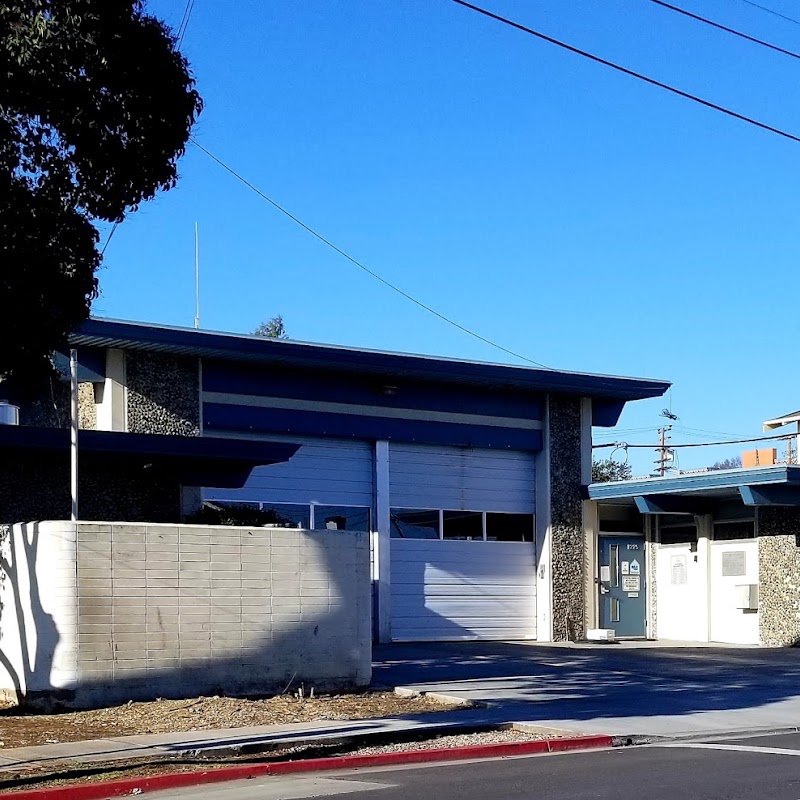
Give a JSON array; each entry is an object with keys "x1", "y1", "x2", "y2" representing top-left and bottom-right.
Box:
[{"x1": 2, "y1": 522, "x2": 371, "y2": 707}]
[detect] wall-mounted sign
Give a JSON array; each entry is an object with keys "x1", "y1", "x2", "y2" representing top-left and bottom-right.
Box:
[
  {"x1": 670, "y1": 555, "x2": 687, "y2": 585},
  {"x1": 621, "y1": 562, "x2": 630, "y2": 575},
  {"x1": 622, "y1": 575, "x2": 640, "y2": 592},
  {"x1": 630, "y1": 559, "x2": 641, "y2": 575},
  {"x1": 722, "y1": 551, "x2": 746, "y2": 577}
]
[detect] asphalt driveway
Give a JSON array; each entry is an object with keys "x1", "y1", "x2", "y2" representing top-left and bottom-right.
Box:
[{"x1": 372, "y1": 641, "x2": 800, "y2": 737}]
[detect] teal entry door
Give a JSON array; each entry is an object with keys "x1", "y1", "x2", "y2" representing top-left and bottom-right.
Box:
[{"x1": 599, "y1": 535, "x2": 646, "y2": 638}]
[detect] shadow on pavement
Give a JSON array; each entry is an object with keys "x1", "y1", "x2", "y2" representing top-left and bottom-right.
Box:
[{"x1": 372, "y1": 641, "x2": 800, "y2": 722}]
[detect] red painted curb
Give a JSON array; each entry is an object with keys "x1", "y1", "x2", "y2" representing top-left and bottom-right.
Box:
[{"x1": 2, "y1": 735, "x2": 615, "y2": 800}]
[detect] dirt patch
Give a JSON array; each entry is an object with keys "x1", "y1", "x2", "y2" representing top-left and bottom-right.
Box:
[{"x1": 0, "y1": 692, "x2": 451, "y2": 750}]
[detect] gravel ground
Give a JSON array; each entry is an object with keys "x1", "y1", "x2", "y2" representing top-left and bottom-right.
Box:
[
  {"x1": 0, "y1": 692, "x2": 452, "y2": 750},
  {"x1": 351, "y1": 729, "x2": 552, "y2": 755}
]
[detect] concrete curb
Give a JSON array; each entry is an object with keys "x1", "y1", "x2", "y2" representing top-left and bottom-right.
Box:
[{"x1": 2, "y1": 734, "x2": 621, "y2": 800}]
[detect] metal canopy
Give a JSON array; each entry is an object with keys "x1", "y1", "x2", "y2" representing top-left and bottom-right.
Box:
[{"x1": 590, "y1": 465, "x2": 800, "y2": 510}]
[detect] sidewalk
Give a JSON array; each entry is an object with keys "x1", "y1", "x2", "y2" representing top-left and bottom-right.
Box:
[{"x1": 0, "y1": 705, "x2": 524, "y2": 773}]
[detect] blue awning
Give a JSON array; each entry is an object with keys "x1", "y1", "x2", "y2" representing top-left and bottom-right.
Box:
[{"x1": 0, "y1": 426, "x2": 299, "y2": 488}]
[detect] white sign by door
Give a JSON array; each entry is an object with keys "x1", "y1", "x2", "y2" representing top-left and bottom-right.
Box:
[
  {"x1": 630, "y1": 559, "x2": 641, "y2": 575},
  {"x1": 670, "y1": 555, "x2": 687, "y2": 585}
]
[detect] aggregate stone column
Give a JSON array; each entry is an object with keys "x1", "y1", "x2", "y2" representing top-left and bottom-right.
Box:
[
  {"x1": 549, "y1": 396, "x2": 585, "y2": 642},
  {"x1": 125, "y1": 352, "x2": 200, "y2": 436},
  {"x1": 758, "y1": 507, "x2": 800, "y2": 646}
]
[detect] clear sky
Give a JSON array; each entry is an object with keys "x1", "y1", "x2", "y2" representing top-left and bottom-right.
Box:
[{"x1": 97, "y1": 0, "x2": 800, "y2": 475}]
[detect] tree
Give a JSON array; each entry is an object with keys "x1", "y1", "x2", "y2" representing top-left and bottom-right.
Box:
[
  {"x1": 1, "y1": 0, "x2": 202, "y2": 394},
  {"x1": 253, "y1": 315, "x2": 288, "y2": 340},
  {"x1": 709, "y1": 456, "x2": 742, "y2": 471},
  {"x1": 592, "y1": 457, "x2": 633, "y2": 483}
]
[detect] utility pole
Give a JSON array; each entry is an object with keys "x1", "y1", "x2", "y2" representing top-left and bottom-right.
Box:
[
  {"x1": 655, "y1": 425, "x2": 673, "y2": 477},
  {"x1": 70, "y1": 348, "x2": 79, "y2": 522}
]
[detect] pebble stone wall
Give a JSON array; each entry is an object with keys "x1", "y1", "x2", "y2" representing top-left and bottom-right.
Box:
[
  {"x1": 758, "y1": 507, "x2": 800, "y2": 646},
  {"x1": 549, "y1": 395, "x2": 585, "y2": 642},
  {"x1": 18, "y1": 380, "x2": 96, "y2": 430},
  {"x1": 78, "y1": 383, "x2": 96, "y2": 430},
  {"x1": 126, "y1": 352, "x2": 200, "y2": 437},
  {"x1": 0, "y1": 459, "x2": 179, "y2": 525},
  {"x1": 648, "y1": 521, "x2": 658, "y2": 639}
]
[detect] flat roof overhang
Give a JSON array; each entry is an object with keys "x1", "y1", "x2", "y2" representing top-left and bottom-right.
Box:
[
  {"x1": 0, "y1": 426, "x2": 299, "y2": 488},
  {"x1": 587, "y1": 465, "x2": 800, "y2": 512},
  {"x1": 69, "y1": 318, "x2": 671, "y2": 403}
]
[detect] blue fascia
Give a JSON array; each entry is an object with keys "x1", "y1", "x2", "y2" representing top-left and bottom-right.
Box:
[{"x1": 69, "y1": 318, "x2": 671, "y2": 405}]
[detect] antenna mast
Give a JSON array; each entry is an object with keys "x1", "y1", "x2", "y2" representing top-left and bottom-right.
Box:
[{"x1": 194, "y1": 222, "x2": 200, "y2": 329}]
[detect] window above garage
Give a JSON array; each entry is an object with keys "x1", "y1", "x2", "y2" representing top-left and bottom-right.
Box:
[{"x1": 390, "y1": 508, "x2": 533, "y2": 542}]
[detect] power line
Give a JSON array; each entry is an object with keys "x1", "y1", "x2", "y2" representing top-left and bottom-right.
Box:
[
  {"x1": 177, "y1": 0, "x2": 196, "y2": 49},
  {"x1": 450, "y1": 0, "x2": 800, "y2": 146},
  {"x1": 100, "y1": 220, "x2": 119, "y2": 256},
  {"x1": 593, "y1": 431, "x2": 796, "y2": 449},
  {"x1": 739, "y1": 0, "x2": 800, "y2": 27},
  {"x1": 650, "y1": 0, "x2": 800, "y2": 61},
  {"x1": 190, "y1": 138, "x2": 550, "y2": 368}
]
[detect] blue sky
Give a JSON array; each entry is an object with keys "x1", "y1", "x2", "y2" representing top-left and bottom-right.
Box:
[{"x1": 97, "y1": 0, "x2": 800, "y2": 474}]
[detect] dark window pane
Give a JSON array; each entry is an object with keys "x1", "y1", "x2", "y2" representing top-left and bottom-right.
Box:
[
  {"x1": 391, "y1": 509, "x2": 439, "y2": 539},
  {"x1": 486, "y1": 513, "x2": 534, "y2": 542},
  {"x1": 314, "y1": 506, "x2": 370, "y2": 532},
  {"x1": 260, "y1": 503, "x2": 310, "y2": 529},
  {"x1": 443, "y1": 511, "x2": 483, "y2": 541},
  {"x1": 713, "y1": 520, "x2": 755, "y2": 541},
  {"x1": 660, "y1": 525, "x2": 696, "y2": 545}
]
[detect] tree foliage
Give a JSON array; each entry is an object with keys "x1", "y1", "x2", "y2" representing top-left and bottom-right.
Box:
[
  {"x1": 1, "y1": 0, "x2": 202, "y2": 393},
  {"x1": 253, "y1": 315, "x2": 288, "y2": 340},
  {"x1": 709, "y1": 456, "x2": 742, "y2": 471},
  {"x1": 591, "y1": 457, "x2": 633, "y2": 483}
]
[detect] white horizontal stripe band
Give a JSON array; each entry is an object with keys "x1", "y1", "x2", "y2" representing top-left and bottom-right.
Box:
[
  {"x1": 656, "y1": 743, "x2": 800, "y2": 756},
  {"x1": 202, "y1": 392, "x2": 543, "y2": 431}
]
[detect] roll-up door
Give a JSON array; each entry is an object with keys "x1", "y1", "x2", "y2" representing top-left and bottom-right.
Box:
[
  {"x1": 389, "y1": 443, "x2": 535, "y2": 512},
  {"x1": 389, "y1": 443, "x2": 537, "y2": 641}
]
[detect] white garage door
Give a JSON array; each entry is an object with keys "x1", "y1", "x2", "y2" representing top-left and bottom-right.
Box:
[
  {"x1": 388, "y1": 443, "x2": 537, "y2": 642},
  {"x1": 391, "y1": 540, "x2": 537, "y2": 641}
]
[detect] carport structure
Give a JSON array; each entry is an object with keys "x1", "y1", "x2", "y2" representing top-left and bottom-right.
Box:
[{"x1": 586, "y1": 465, "x2": 800, "y2": 646}]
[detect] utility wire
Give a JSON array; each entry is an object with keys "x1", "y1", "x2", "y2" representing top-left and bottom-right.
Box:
[
  {"x1": 650, "y1": 0, "x2": 800, "y2": 61},
  {"x1": 190, "y1": 138, "x2": 549, "y2": 368},
  {"x1": 451, "y1": 0, "x2": 800, "y2": 145},
  {"x1": 100, "y1": 220, "x2": 119, "y2": 256},
  {"x1": 593, "y1": 431, "x2": 796, "y2": 448},
  {"x1": 177, "y1": 0, "x2": 196, "y2": 49},
  {"x1": 739, "y1": 0, "x2": 800, "y2": 26}
]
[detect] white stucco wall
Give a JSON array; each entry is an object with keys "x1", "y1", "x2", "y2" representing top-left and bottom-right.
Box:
[
  {"x1": 0, "y1": 522, "x2": 79, "y2": 700},
  {"x1": 1, "y1": 522, "x2": 371, "y2": 706}
]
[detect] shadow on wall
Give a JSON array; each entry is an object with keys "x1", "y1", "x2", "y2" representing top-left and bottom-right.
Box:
[
  {"x1": 0, "y1": 522, "x2": 371, "y2": 709},
  {"x1": 0, "y1": 524, "x2": 59, "y2": 705}
]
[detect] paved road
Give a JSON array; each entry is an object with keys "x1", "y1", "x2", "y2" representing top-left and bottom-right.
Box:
[
  {"x1": 373, "y1": 641, "x2": 800, "y2": 736},
  {"x1": 147, "y1": 732, "x2": 800, "y2": 800}
]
